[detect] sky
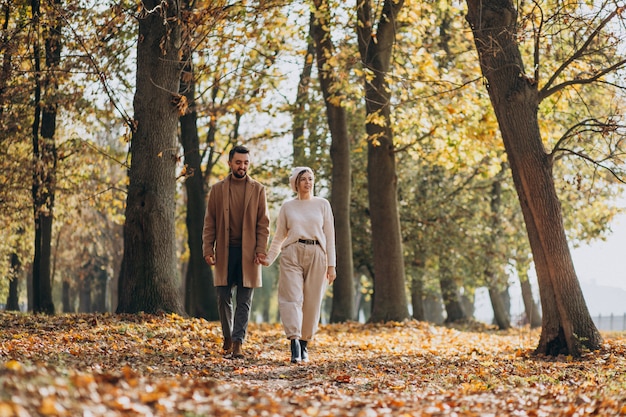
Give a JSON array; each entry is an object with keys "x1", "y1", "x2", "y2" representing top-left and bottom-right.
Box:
[
  {"x1": 475, "y1": 208, "x2": 626, "y2": 322},
  {"x1": 572, "y1": 213, "x2": 626, "y2": 292}
]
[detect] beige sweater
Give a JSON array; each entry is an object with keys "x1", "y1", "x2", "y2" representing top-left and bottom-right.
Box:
[{"x1": 266, "y1": 197, "x2": 336, "y2": 267}]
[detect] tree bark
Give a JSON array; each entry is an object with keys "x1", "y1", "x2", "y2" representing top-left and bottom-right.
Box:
[
  {"x1": 486, "y1": 176, "x2": 511, "y2": 329},
  {"x1": 517, "y1": 260, "x2": 542, "y2": 328},
  {"x1": 423, "y1": 294, "x2": 445, "y2": 325},
  {"x1": 79, "y1": 271, "x2": 91, "y2": 313},
  {"x1": 117, "y1": 0, "x2": 185, "y2": 315},
  {"x1": 488, "y1": 285, "x2": 511, "y2": 329},
  {"x1": 357, "y1": 0, "x2": 409, "y2": 322},
  {"x1": 179, "y1": 1, "x2": 218, "y2": 320},
  {"x1": 410, "y1": 272, "x2": 425, "y2": 321},
  {"x1": 292, "y1": 13, "x2": 315, "y2": 166},
  {"x1": 62, "y1": 279, "x2": 72, "y2": 312},
  {"x1": 311, "y1": 2, "x2": 355, "y2": 322},
  {"x1": 30, "y1": 0, "x2": 60, "y2": 315},
  {"x1": 439, "y1": 264, "x2": 466, "y2": 323},
  {"x1": 6, "y1": 252, "x2": 21, "y2": 311},
  {"x1": 466, "y1": 0, "x2": 602, "y2": 355},
  {"x1": 409, "y1": 254, "x2": 426, "y2": 321}
]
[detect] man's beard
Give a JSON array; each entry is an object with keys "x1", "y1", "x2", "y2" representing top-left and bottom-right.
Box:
[{"x1": 233, "y1": 170, "x2": 247, "y2": 179}]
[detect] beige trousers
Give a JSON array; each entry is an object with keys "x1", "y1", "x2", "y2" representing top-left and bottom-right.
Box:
[{"x1": 278, "y1": 242, "x2": 328, "y2": 340}]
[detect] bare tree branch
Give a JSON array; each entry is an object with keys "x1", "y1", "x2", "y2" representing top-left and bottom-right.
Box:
[{"x1": 539, "y1": 7, "x2": 620, "y2": 100}]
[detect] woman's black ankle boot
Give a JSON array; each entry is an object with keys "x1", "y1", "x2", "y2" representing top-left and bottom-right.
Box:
[
  {"x1": 300, "y1": 340, "x2": 308, "y2": 362},
  {"x1": 290, "y1": 339, "x2": 301, "y2": 363}
]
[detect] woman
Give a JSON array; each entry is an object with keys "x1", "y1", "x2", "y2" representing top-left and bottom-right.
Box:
[{"x1": 264, "y1": 166, "x2": 336, "y2": 363}]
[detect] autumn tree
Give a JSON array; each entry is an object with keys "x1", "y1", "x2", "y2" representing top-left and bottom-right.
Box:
[
  {"x1": 465, "y1": 0, "x2": 626, "y2": 355},
  {"x1": 357, "y1": 0, "x2": 409, "y2": 322},
  {"x1": 116, "y1": 0, "x2": 185, "y2": 315},
  {"x1": 30, "y1": 0, "x2": 64, "y2": 314},
  {"x1": 177, "y1": 1, "x2": 292, "y2": 318},
  {"x1": 178, "y1": 0, "x2": 220, "y2": 320},
  {"x1": 311, "y1": 0, "x2": 355, "y2": 322},
  {"x1": 1, "y1": 1, "x2": 31, "y2": 311}
]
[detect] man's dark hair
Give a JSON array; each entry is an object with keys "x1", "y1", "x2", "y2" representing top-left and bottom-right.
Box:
[{"x1": 229, "y1": 145, "x2": 250, "y2": 161}]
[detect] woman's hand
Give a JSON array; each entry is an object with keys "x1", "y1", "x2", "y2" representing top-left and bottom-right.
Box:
[
  {"x1": 255, "y1": 253, "x2": 269, "y2": 266},
  {"x1": 326, "y1": 266, "x2": 336, "y2": 284}
]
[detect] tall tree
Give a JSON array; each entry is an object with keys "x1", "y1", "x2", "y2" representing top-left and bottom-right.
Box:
[
  {"x1": 356, "y1": 0, "x2": 409, "y2": 322},
  {"x1": 292, "y1": 13, "x2": 316, "y2": 166},
  {"x1": 311, "y1": 0, "x2": 355, "y2": 322},
  {"x1": 486, "y1": 171, "x2": 511, "y2": 330},
  {"x1": 464, "y1": 0, "x2": 626, "y2": 355},
  {"x1": 516, "y1": 256, "x2": 542, "y2": 328},
  {"x1": 6, "y1": 247, "x2": 21, "y2": 311},
  {"x1": 117, "y1": 0, "x2": 185, "y2": 315},
  {"x1": 179, "y1": 0, "x2": 218, "y2": 320},
  {"x1": 30, "y1": 0, "x2": 62, "y2": 314}
]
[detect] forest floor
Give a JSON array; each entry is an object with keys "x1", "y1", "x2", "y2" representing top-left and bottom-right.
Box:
[{"x1": 0, "y1": 312, "x2": 625, "y2": 416}]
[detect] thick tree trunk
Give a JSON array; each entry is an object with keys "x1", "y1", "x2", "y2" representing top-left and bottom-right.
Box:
[
  {"x1": 466, "y1": 0, "x2": 602, "y2": 355},
  {"x1": 117, "y1": 0, "x2": 185, "y2": 315},
  {"x1": 30, "y1": 0, "x2": 60, "y2": 315},
  {"x1": 311, "y1": 3, "x2": 355, "y2": 322},
  {"x1": 357, "y1": 0, "x2": 409, "y2": 322},
  {"x1": 179, "y1": 7, "x2": 218, "y2": 320}
]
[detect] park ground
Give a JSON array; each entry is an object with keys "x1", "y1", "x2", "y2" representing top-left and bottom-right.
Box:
[{"x1": 0, "y1": 312, "x2": 625, "y2": 416}]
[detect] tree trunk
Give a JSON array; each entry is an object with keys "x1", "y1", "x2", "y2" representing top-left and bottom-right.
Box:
[
  {"x1": 466, "y1": 0, "x2": 602, "y2": 355},
  {"x1": 30, "y1": 0, "x2": 60, "y2": 315},
  {"x1": 439, "y1": 264, "x2": 466, "y2": 323},
  {"x1": 424, "y1": 294, "x2": 445, "y2": 325},
  {"x1": 488, "y1": 285, "x2": 511, "y2": 329},
  {"x1": 409, "y1": 184, "x2": 428, "y2": 322},
  {"x1": 292, "y1": 13, "x2": 315, "y2": 165},
  {"x1": 62, "y1": 280, "x2": 73, "y2": 312},
  {"x1": 179, "y1": 3, "x2": 218, "y2": 320},
  {"x1": 92, "y1": 260, "x2": 108, "y2": 313},
  {"x1": 486, "y1": 176, "x2": 511, "y2": 329},
  {"x1": 311, "y1": 3, "x2": 355, "y2": 322},
  {"x1": 517, "y1": 259, "x2": 542, "y2": 328},
  {"x1": 357, "y1": 0, "x2": 409, "y2": 322},
  {"x1": 117, "y1": 0, "x2": 185, "y2": 315},
  {"x1": 410, "y1": 269, "x2": 425, "y2": 321},
  {"x1": 79, "y1": 273, "x2": 91, "y2": 313},
  {"x1": 6, "y1": 252, "x2": 21, "y2": 311}
]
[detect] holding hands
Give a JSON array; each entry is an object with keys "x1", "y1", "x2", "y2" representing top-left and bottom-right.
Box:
[{"x1": 255, "y1": 253, "x2": 269, "y2": 266}]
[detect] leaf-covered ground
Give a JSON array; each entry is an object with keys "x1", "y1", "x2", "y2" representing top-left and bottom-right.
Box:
[{"x1": 0, "y1": 312, "x2": 625, "y2": 416}]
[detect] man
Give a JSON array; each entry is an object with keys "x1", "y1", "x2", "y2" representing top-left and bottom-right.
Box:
[{"x1": 202, "y1": 145, "x2": 270, "y2": 359}]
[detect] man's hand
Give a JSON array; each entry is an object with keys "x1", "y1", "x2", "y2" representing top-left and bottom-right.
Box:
[
  {"x1": 204, "y1": 255, "x2": 216, "y2": 266},
  {"x1": 255, "y1": 253, "x2": 269, "y2": 266},
  {"x1": 326, "y1": 266, "x2": 336, "y2": 284}
]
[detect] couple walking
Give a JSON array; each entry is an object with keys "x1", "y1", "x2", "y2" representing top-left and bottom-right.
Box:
[{"x1": 202, "y1": 145, "x2": 336, "y2": 363}]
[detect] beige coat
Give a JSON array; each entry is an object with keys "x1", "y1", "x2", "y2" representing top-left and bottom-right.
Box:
[{"x1": 202, "y1": 175, "x2": 270, "y2": 288}]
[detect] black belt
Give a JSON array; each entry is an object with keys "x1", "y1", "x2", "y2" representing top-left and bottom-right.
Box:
[{"x1": 298, "y1": 239, "x2": 320, "y2": 245}]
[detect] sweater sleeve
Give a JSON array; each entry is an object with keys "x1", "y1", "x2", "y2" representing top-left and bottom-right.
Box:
[
  {"x1": 266, "y1": 205, "x2": 288, "y2": 266},
  {"x1": 322, "y1": 199, "x2": 336, "y2": 267}
]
